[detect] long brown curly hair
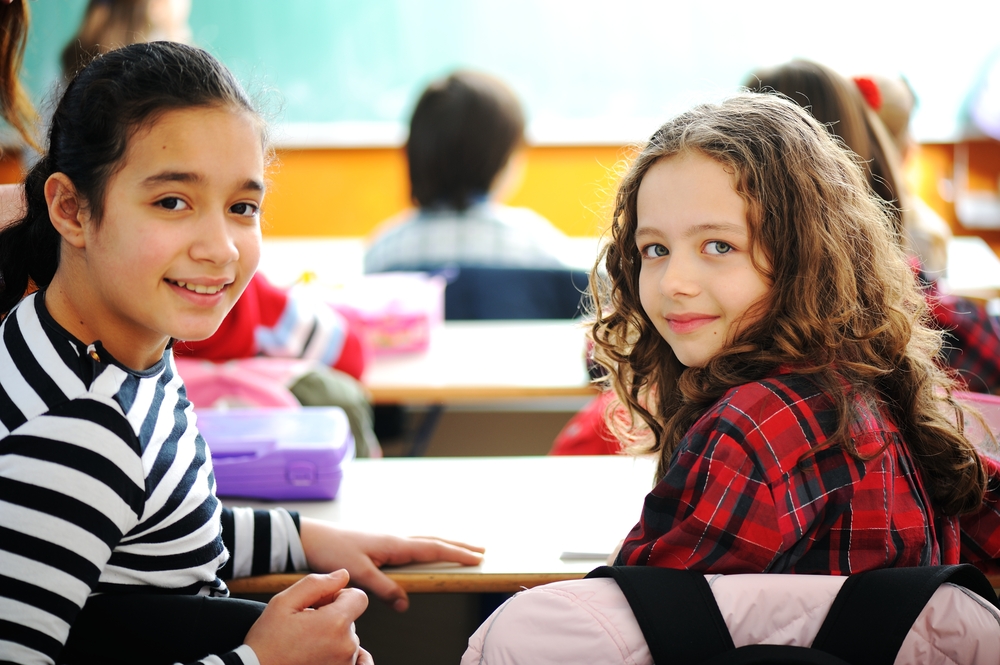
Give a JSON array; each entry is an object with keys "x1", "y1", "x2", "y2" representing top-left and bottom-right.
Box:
[{"x1": 591, "y1": 93, "x2": 985, "y2": 516}]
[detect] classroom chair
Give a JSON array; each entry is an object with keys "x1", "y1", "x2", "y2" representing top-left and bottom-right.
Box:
[{"x1": 383, "y1": 265, "x2": 591, "y2": 321}]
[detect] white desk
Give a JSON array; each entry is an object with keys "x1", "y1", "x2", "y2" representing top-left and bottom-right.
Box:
[
  {"x1": 226, "y1": 455, "x2": 657, "y2": 594},
  {"x1": 258, "y1": 236, "x2": 602, "y2": 288},
  {"x1": 364, "y1": 320, "x2": 596, "y2": 405}
]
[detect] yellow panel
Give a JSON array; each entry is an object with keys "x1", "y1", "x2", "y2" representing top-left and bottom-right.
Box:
[
  {"x1": 263, "y1": 145, "x2": 634, "y2": 238},
  {"x1": 507, "y1": 145, "x2": 634, "y2": 237},
  {"x1": 0, "y1": 151, "x2": 23, "y2": 184},
  {"x1": 263, "y1": 148, "x2": 410, "y2": 237}
]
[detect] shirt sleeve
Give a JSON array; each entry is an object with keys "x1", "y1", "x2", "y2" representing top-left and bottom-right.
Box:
[
  {"x1": 959, "y1": 454, "x2": 1000, "y2": 573},
  {"x1": 926, "y1": 282, "x2": 1000, "y2": 395},
  {"x1": 217, "y1": 506, "x2": 309, "y2": 580},
  {"x1": 0, "y1": 397, "x2": 146, "y2": 665},
  {"x1": 177, "y1": 644, "x2": 260, "y2": 665}
]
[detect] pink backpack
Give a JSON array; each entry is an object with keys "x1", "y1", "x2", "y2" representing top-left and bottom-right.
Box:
[
  {"x1": 173, "y1": 357, "x2": 304, "y2": 409},
  {"x1": 464, "y1": 565, "x2": 1000, "y2": 665}
]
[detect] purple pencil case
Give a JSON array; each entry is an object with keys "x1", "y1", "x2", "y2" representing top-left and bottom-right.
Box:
[{"x1": 196, "y1": 407, "x2": 354, "y2": 501}]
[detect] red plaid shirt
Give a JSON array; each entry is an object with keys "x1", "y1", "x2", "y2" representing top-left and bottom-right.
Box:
[
  {"x1": 618, "y1": 370, "x2": 1000, "y2": 575},
  {"x1": 927, "y1": 281, "x2": 1000, "y2": 395}
]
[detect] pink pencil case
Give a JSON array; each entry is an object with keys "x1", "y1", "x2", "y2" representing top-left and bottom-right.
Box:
[{"x1": 196, "y1": 407, "x2": 354, "y2": 500}]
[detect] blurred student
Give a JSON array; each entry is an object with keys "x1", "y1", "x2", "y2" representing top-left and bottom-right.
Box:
[
  {"x1": 364, "y1": 70, "x2": 574, "y2": 273},
  {"x1": 859, "y1": 72, "x2": 952, "y2": 276},
  {"x1": 744, "y1": 59, "x2": 949, "y2": 275},
  {"x1": 0, "y1": 0, "x2": 36, "y2": 222},
  {"x1": 61, "y1": 0, "x2": 192, "y2": 78},
  {"x1": 744, "y1": 59, "x2": 1000, "y2": 395}
]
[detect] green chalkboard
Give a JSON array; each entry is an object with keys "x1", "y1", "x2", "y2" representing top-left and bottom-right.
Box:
[{"x1": 20, "y1": 1, "x2": 1000, "y2": 143}]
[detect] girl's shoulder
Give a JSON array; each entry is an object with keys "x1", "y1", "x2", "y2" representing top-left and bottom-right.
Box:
[
  {"x1": 711, "y1": 371, "x2": 833, "y2": 426},
  {"x1": 680, "y1": 372, "x2": 839, "y2": 470},
  {"x1": 683, "y1": 370, "x2": 898, "y2": 478}
]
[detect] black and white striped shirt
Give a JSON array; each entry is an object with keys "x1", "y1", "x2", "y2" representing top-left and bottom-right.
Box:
[{"x1": 0, "y1": 292, "x2": 308, "y2": 665}]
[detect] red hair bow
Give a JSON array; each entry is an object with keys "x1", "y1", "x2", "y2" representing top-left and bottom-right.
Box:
[{"x1": 853, "y1": 76, "x2": 882, "y2": 111}]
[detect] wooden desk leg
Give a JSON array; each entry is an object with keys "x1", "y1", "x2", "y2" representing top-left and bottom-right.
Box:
[{"x1": 408, "y1": 405, "x2": 444, "y2": 456}]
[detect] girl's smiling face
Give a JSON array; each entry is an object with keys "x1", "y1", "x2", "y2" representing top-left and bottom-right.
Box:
[
  {"x1": 636, "y1": 151, "x2": 770, "y2": 368},
  {"x1": 47, "y1": 105, "x2": 264, "y2": 369}
]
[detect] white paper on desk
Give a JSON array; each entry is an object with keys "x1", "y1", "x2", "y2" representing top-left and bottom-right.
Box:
[
  {"x1": 559, "y1": 536, "x2": 616, "y2": 561},
  {"x1": 560, "y1": 551, "x2": 612, "y2": 561}
]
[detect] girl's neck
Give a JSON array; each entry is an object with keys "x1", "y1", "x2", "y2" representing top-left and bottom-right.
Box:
[{"x1": 46, "y1": 267, "x2": 169, "y2": 371}]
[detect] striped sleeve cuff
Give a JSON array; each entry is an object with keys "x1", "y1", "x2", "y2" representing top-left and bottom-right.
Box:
[
  {"x1": 184, "y1": 643, "x2": 260, "y2": 665},
  {"x1": 226, "y1": 506, "x2": 308, "y2": 578}
]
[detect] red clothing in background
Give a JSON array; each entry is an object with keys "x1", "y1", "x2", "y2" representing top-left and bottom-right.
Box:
[{"x1": 174, "y1": 273, "x2": 366, "y2": 380}]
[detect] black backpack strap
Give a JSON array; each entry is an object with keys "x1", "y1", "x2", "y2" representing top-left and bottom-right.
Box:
[
  {"x1": 811, "y1": 564, "x2": 1000, "y2": 665},
  {"x1": 586, "y1": 565, "x2": 735, "y2": 665}
]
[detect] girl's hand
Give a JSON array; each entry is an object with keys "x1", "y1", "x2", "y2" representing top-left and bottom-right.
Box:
[
  {"x1": 245, "y1": 570, "x2": 372, "y2": 665},
  {"x1": 299, "y1": 517, "x2": 485, "y2": 612}
]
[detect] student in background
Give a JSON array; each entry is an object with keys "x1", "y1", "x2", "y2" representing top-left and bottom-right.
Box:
[
  {"x1": 590, "y1": 93, "x2": 1000, "y2": 573},
  {"x1": 743, "y1": 59, "x2": 942, "y2": 273},
  {"x1": 860, "y1": 72, "x2": 952, "y2": 276},
  {"x1": 0, "y1": 0, "x2": 34, "y2": 149},
  {"x1": 746, "y1": 59, "x2": 1000, "y2": 395},
  {"x1": 61, "y1": 0, "x2": 192, "y2": 78},
  {"x1": 364, "y1": 69, "x2": 574, "y2": 274},
  {"x1": 0, "y1": 0, "x2": 36, "y2": 221},
  {"x1": 0, "y1": 41, "x2": 482, "y2": 665}
]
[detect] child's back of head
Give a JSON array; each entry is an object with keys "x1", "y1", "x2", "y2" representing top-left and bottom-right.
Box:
[{"x1": 406, "y1": 70, "x2": 525, "y2": 212}]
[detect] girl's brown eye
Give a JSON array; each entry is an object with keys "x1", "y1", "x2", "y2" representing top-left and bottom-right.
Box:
[
  {"x1": 230, "y1": 202, "x2": 259, "y2": 217},
  {"x1": 157, "y1": 197, "x2": 188, "y2": 211}
]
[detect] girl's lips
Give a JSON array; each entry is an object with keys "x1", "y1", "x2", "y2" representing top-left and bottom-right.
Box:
[
  {"x1": 165, "y1": 278, "x2": 230, "y2": 305},
  {"x1": 666, "y1": 315, "x2": 718, "y2": 334}
]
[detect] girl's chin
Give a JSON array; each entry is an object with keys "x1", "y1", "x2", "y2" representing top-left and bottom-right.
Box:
[{"x1": 169, "y1": 320, "x2": 227, "y2": 344}]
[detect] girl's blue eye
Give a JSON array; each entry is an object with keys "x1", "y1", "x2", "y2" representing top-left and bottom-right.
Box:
[
  {"x1": 641, "y1": 244, "x2": 668, "y2": 259},
  {"x1": 230, "y1": 202, "x2": 259, "y2": 217},
  {"x1": 157, "y1": 197, "x2": 188, "y2": 211},
  {"x1": 705, "y1": 241, "x2": 733, "y2": 255}
]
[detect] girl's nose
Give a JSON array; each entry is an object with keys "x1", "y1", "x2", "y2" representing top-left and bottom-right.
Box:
[
  {"x1": 659, "y1": 253, "x2": 699, "y2": 297},
  {"x1": 191, "y1": 213, "x2": 240, "y2": 265}
]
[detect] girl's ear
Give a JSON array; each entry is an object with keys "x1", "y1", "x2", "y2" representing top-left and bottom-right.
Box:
[{"x1": 44, "y1": 172, "x2": 91, "y2": 248}]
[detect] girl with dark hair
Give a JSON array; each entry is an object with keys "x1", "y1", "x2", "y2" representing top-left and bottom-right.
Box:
[
  {"x1": 0, "y1": 41, "x2": 481, "y2": 665},
  {"x1": 589, "y1": 93, "x2": 1000, "y2": 573}
]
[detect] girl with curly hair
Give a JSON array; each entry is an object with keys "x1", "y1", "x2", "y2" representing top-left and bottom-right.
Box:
[{"x1": 592, "y1": 93, "x2": 1000, "y2": 573}]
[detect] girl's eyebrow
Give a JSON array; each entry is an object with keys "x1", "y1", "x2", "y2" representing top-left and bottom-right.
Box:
[
  {"x1": 681, "y1": 222, "x2": 746, "y2": 239},
  {"x1": 140, "y1": 172, "x2": 265, "y2": 192},
  {"x1": 635, "y1": 222, "x2": 746, "y2": 243}
]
